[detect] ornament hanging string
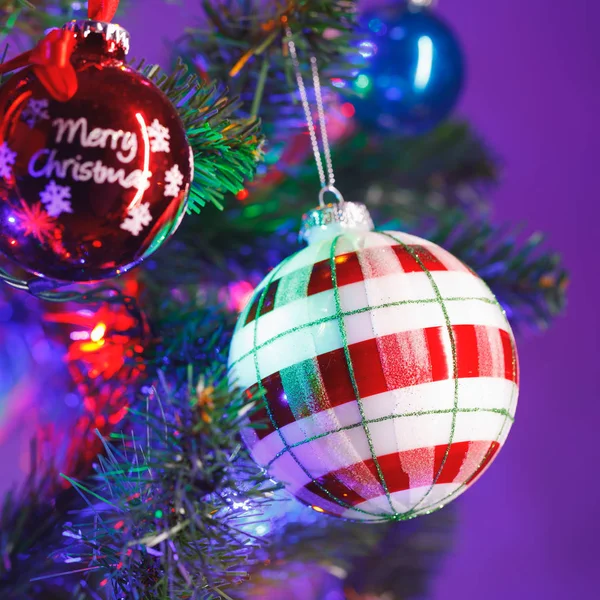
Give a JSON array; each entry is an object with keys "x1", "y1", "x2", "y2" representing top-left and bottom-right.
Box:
[
  {"x1": 0, "y1": 0, "x2": 120, "y2": 101},
  {"x1": 284, "y1": 23, "x2": 344, "y2": 208}
]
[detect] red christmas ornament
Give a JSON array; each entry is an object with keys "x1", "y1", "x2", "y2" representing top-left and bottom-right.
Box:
[
  {"x1": 0, "y1": 19, "x2": 193, "y2": 282},
  {"x1": 44, "y1": 275, "x2": 147, "y2": 470}
]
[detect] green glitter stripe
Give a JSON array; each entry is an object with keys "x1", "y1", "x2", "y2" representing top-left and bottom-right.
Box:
[
  {"x1": 266, "y1": 407, "x2": 515, "y2": 467},
  {"x1": 379, "y1": 232, "x2": 459, "y2": 518},
  {"x1": 229, "y1": 296, "x2": 498, "y2": 371},
  {"x1": 250, "y1": 251, "x2": 385, "y2": 519},
  {"x1": 330, "y1": 235, "x2": 396, "y2": 514},
  {"x1": 410, "y1": 280, "x2": 520, "y2": 517}
]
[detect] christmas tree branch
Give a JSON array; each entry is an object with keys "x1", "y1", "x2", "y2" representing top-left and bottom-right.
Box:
[
  {"x1": 236, "y1": 121, "x2": 497, "y2": 233},
  {"x1": 0, "y1": 289, "x2": 458, "y2": 600},
  {"x1": 139, "y1": 122, "x2": 494, "y2": 287},
  {"x1": 0, "y1": 440, "x2": 83, "y2": 599},
  {"x1": 424, "y1": 210, "x2": 568, "y2": 331},
  {"x1": 241, "y1": 507, "x2": 455, "y2": 599},
  {"x1": 0, "y1": 299, "x2": 267, "y2": 598},
  {"x1": 53, "y1": 382, "x2": 279, "y2": 594},
  {"x1": 0, "y1": 1, "x2": 129, "y2": 43},
  {"x1": 139, "y1": 58, "x2": 263, "y2": 214},
  {"x1": 175, "y1": 0, "x2": 360, "y2": 134},
  {"x1": 141, "y1": 120, "x2": 563, "y2": 331},
  {"x1": 143, "y1": 207, "x2": 567, "y2": 332},
  {"x1": 0, "y1": 3, "x2": 567, "y2": 599}
]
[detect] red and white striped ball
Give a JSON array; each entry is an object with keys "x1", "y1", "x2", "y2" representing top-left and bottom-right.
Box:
[{"x1": 228, "y1": 229, "x2": 519, "y2": 521}]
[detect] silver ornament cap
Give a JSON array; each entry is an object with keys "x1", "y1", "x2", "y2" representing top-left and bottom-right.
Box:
[
  {"x1": 300, "y1": 196, "x2": 375, "y2": 246},
  {"x1": 63, "y1": 20, "x2": 131, "y2": 56}
]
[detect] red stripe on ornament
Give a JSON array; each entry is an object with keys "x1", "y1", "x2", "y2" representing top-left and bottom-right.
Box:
[
  {"x1": 247, "y1": 371, "x2": 296, "y2": 440},
  {"x1": 307, "y1": 245, "x2": 450, "y2": 297},
  {"x1": 260, "y1": 278, "x2": 280, "y2": 317},
  {"x1": 302, "y1": 441, "x2": 501, "y2": 509},
  {"x1": 347, "y1": 338, "x2": 388, "y2": 399},
  {"x1": 244, "y1": 295, "x2": 260, "y2": 326},
  {"x1": 425, "y1": 326, "x2": 450, "y2": 381},
  {"x1": 465, "y1": 442, "x2": 501, "y2": 485},
  {"x1": 245, "y1": 244, "x2": 454, "y2": 326},
  {"x1": 307, "y1": 252, "x2": 364, "y2": 296},
  {"x1": 392, "y1": 245, "x2": 448, "y2": 273},
  {"x1": 500, "y1": 328, "x2": 519, "y2": 384},
  {"x1": 245, "y1": 325, "x2": 517, "y2": 439},
  {"x1": 454, "y1": 324, "x2": 481, "y2": 378},
  {"x1": 453, "y1": 325, "x2": 518, "y2": 382},
  {"x1": 434, "y1": 441, "x2": 471, "y2": 483},
  {"x1": 317, "y1": 348, "x2": 357, "y2": 407},
  {"x1": 244, "y1": 279, "x2": 280, "y2": 325}
]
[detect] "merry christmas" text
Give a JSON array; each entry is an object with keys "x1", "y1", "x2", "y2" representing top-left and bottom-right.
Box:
[
  {"x1": 52, "y1": 117, "x2": 138, "y2": 164},
  {"x1": 29, "y1": 150, "x2": 152, "y2": 191}
]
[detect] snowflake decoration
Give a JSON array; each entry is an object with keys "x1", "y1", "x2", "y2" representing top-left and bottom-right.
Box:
[
  {"x1": 21, "y1": 98, "x2": 50, "y2": 128},
  {"x1": 147, "y1": 119, "x2": 171, "y2": 153},
  {"x1": 40, "y1": 180, "x2": 73, "y2": 217},
  {"x1": 164, "y1": 164, "x2": 184, "y2": 198},
  {"x1": 0, "y1": 142, "x2": 17, "y2": 180},
  {"x1": 13, "y1": 201, "x2": 56, "y2": 243},
  {"x1": 120, "y1": 202, "x2": 153, "y2": 237}
]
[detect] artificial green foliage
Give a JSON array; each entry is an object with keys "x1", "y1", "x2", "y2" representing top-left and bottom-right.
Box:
[
  {"x1": 242, "y1": 508, "x2": 455, "y2": 600},
  {"x1": 426, "y1": 210, "x2": 568, "y2": 330},
  {"x1": 137, "y1": 58, "x2": 263, "y2": 214},
  {"x1": 176, "y1": 0, "x2": 360, "y2": 136},
  {"x1": 55, "y1": 378, "x2": 279, "y2": 600},
  {"x1": 0, "y1": 0, "x2": 132, "y2": 44},
  {"x1": 140, "y1": 119, "x2": 567, "y2": 332},
  {"x1": 237, "y1": 121, "x2": 498, "y2": 234},
  {"x1": 0, "y1": 441, "x2": 80, "y2": 599},
  {"x1": 1, "y1": 0, "x2": 77, "y2": 41}
]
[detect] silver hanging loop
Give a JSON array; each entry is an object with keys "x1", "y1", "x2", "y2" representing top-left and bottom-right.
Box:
[{"x1": 318, "y1": 185, "x2": 346, "y2": 208}]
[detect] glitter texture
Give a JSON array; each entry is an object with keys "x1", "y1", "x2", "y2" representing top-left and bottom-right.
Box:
[{"x1": 299, "y1": 201, "x2": 375, "y2": 245}]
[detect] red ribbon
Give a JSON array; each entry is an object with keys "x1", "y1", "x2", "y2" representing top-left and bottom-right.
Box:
[
  {"x1": 32, "y1": 29, "x2": 79, "y2": 102},
  {"x1": 0, "y1": 0, "x2": 120, "y2": 102},
  {"x1": 88, "y1": 0, "x2": 120, "y2": 23}
]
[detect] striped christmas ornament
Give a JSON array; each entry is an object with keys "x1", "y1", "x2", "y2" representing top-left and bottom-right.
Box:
[{"x1": 228, "y1": 202, "x2": 519, "y2": 522}]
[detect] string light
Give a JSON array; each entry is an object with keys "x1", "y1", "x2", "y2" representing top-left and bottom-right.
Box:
[{"x1": 90, "y1": 322, "x2": 106, "y2": 342}]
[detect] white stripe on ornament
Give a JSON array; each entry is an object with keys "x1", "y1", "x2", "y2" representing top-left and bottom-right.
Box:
[
  {"x1": 256, "y1": 409, "x2": 509, "y2": 494},
  {"x1": 347, "y1": 270, "x2": 496, "y2": 313},
  {"x1": 230, "y1": 268, "x2": 495, "y2": 362},
  {"x1": 425, "y1": 240, "x2": 472, "y2": 273},
  {"x1": 234, "y1": 377, "x2": 518, "y2": 474},
  {"x1": 244, "y1": 378, "x2": 516, "y2": 466},
  {"x1": 456, "y1": 377, "x2": 518, "y2": 414},
  {"x1": 229, "y1": 275, "x2": 505, "y2": 387},
  {"x1": 275, "y1": 237, "x2": 332, "y2": 279},
  {"x1": 343, "y1": 482, "x2": 463, "y2": 519},
  {"x1": 227, "y1": 356, "x2": 256, "y2": 395},
  {"x1": 360, "y1": 378, "x2": 517, "y2": 419},
  {"x1": 381, "y1": 230, "x2": 439, "y2": 248},
  {"x1": 261, "y1": 230, "x2": 441, "y2": 283}
]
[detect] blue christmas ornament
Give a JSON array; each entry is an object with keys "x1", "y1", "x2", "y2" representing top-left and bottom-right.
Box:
[{"x1": 341, "y1": 2, "x2": 465, "y2": 135}]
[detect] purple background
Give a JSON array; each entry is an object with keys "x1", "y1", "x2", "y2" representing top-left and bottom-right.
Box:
[{"x1": 92, "y1": 1, "x2": 600, "y2": 597}]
